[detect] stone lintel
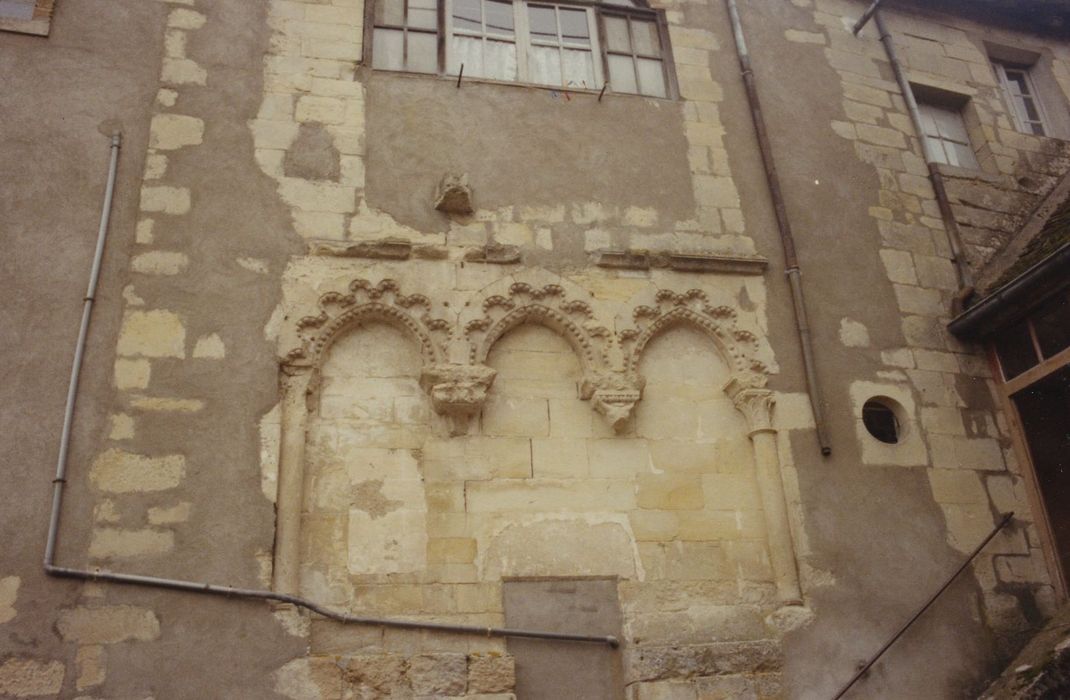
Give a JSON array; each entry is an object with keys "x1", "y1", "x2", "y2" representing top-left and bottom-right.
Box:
[{"x1": 595, "y1": 248, "x2": 768, "y2": 275}]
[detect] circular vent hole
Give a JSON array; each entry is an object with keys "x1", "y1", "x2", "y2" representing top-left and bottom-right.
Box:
[{"x1": 862, "y1": 398, "x2": 901, "y2": 444}]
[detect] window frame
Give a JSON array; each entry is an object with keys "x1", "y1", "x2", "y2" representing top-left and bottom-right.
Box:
[
  {"x1": 365, "y1": 0, "x2": 678, "y2": 99},
  {"x1": 993, "y1": 60, "x2": 1051, "y2": 137},
  {"x1": 915, "y1": 100, "x2": 980, "y2": 170},
  {"x1": 0, "y1": 0, "x2": 53, "y2": 36}
]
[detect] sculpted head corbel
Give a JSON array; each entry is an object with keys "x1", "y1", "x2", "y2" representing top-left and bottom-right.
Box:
[
  {"x1": 420, "y1": 363, "x2": 497, "y2": 436},
  {"x1": 581, "y1": 371, "x2": 645, "y2": 433}
]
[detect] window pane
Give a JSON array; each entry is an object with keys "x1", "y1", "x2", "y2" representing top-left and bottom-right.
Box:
[
  {"x1": 559, "y1": 8, "x2": 590, "y2": 46},
  {"x1": 561, "y1": 48, "x2": 594, "y2": 88},
  {"x1": 1006, "y1": 70, "x2": 1028, "y2": 95},
  {"x1": 408, "y1": 7, "x2": 438, "y2": 29},
  {"x1": 485, "y1": 0, "x2": 514, "y2": 36},
  {"x1": 452, "y1": 0, "x2": 482, "y2": 31},
  {"x1": 529, "y1": 44, "x2": 562, "y2": 85},
  {"x1": 407, "y1": 31, "x2": 439, "y2": 73},
  {"x1": 1034, "y1": 293, "x2": 1070, "y2": 359},
  {"x1": 1028, "y1": 121, "x2": 1046, "y2": 136},
  {"x1": 604, "y1": 15, "x2": 630, "y2": 53},
  {"x1": 608, "y1": 53, "x2": 637, "y2": 93},
  {"x1": 995, "y1": 320, "x2": 1039, "y2": 380},
  {"x1": 932, "y1": 107, "x2": 969, "y2": 141},
  {"x1": 948, "y1": 141, "x2": 978, "y2": 169},
  {"x1": 485, "y1": 39, "x2": 518, "y2": 80},
  {"x1": 376, "y1": 0, "x2": 406, "y2": 26},
  {"x1": 1022, "y1": 96, "x2": 1042, "y2": 123},
  {"x1": 632, "y1": 19, "x2": 660, "y2": 57},
  {"x1": 373, "y1": 28, "x2": 405, "y2": 70},
  {"x1": 923, "y1": 135, "x2": 948, "y2": 165},
  {"x1": 450, "y1": 34, "x2": 483, "y2": 75},
  {"x1": 529, "y1": 5, "x2": 557, "y2": 42},
  {"x1": 637, "y1": 57, "x2": 666, "y2": 97}
]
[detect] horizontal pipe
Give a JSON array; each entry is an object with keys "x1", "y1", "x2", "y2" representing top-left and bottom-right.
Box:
[{"x1": 45, "y1": 565, "x2": 619, "y2": 647}]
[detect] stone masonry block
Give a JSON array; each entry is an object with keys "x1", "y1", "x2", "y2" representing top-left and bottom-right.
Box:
[
  {"x1": 465, "y1": 479, "x2": 635, "y2": 513},
  {"x1": 0, "y1": 658, "x2": 65, "y2": 698},
  {"x1": 879, "y1": 249, "x2": 918, "y2": 284},
  {"x1": 637, "y1": 474, "x2": 705, "y2": 510},
  {"x1": 149, "y1": 113, "x2": 204, "y2": 150},
  {"x1": 928, "y1": 469, "x2": 986, "y2": 505},
  {"x1": 930, "y1": 435, "x2": 1005, "y2": 471},
  {"x1": 408, "y1": 654, "x2": 467, "y2": 696},
  {"x1": 139, "y1": 186, "x2": 191, "y2": 215},
  {"x1": 531, "y1": 438, "x2": 588, "y2": 478},
  {"x1": 89, "y1": 527, "x2": 175, "y2": 559},
  {"x1": 468, "y1": 654, "x2": 515, "y2": 694},
  {"x1": 90, "y1": 449, "x2": 185, "y2": 493}
]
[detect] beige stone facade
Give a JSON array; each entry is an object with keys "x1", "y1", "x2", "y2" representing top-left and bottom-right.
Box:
[{"x1": 2, "y1": 0, "x2": 1068, "y2": 697}]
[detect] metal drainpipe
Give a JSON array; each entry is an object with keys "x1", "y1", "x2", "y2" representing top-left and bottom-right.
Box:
[
  {"x1": 724, "y1": 0, "x2": 833, "y2": 456},
  {"x1": 42, "y1": 134, "x2": 618, "y2": 649},
  {"x1": 871, "y1": 10, "x2": 975, "y2": 295}
]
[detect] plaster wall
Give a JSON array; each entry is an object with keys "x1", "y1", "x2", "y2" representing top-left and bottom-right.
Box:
[{"x1": 1, "y1": 0, "x2": 1068, "y2": 698}]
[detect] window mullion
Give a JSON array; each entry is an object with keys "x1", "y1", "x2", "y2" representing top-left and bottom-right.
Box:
[
  {"x1": 1022, "y1": 70, "x2": 1050, "y2": 135},
  {"x1": 588, "y1": 7, "x2": 604, "y2": 87}
]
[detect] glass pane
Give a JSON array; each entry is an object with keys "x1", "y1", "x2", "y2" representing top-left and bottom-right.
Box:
[
  {"x1": 528, "y1": 44, "x2": 562, "y2": 85},
  {"x1": 917, "y1": 105, "x2": 940, "y2": 138},
  {"x1": 932, "y1": 107, "x2": 969, "y2": 142},
  {"x1": 632, "y1": 19, "x2": 660, "y2": 56},
  {"x1": 1006, "y1": 69, "x2": 1028, "y2": 95},
  {"x1": 559, "y1": 8, "x2": 590, "y2": 46},
  {"x1": 0, "y1": 1, "x2": 35, "y2": 21},
  {"x1": 995, "y1": 320, "x2": 1039, "y2": 380},
  {"x1": 1034, "y1": 293, "x2": 1070, "y2": 359},
  {"x1": 407, "y1": 31, "x2": 439, "y2": 73},
  {"x1": 450, "y1": 34, "x2": 483, "y2": 75},
  {"x1": 529, "y1": 5, "x2": 558, "y2": 42},
  {"x1": 637, "y1": 57, "x2": 666, "y2": 97},
  {"x1": 1022, "y1": 96, "x2": 1042, "y2": 122},
  {"x1": 948, "y1": 141, "x2": 978, "y2": 169},
  {"x1": 408, "y1": 6, "x2": 438, "y2": 29},
  {"x1": 485, "y1": 39, "x2": 518, "y2": 80},
  {"x1": 376, "y1": 0, "x2": 405, "y2": 26},
  {"x1": 452, "y1": 0, "x2": 482, "y2": 31},
  {"x1": 373, "y1": 28, "x2": 405, "y2": 70},
  {"x1": 485, "y1": 0, "x2": 514, "y2": 36},
  {"x1": 561, "y1": 48, "x2": 594, "y2": 88},
  {"x1": 604, "y1": 15, "x2": 630, "y2": 53},
  {"x1": 1029, "y1": 121, "x2": 1046, "y2": 136},
  {"x1": 608, "y1": 53, "x2": 637, "y2": 93},
  {"x1": 923, "y1": 135, "x2": 948, "y2": 165}
]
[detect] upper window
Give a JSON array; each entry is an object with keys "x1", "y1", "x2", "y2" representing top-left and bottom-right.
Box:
[
  {"x1": 0, "y1": 0, "x2": 53, "y2": 36},
  {"x1": 993, "y1": 61, "x2": 1049, "y2": 136},
  {"x1": 370, "y1": 0, "x2": 673, "y2": 98},
  {"x1": 916, "y1": 101, "x2": 979, "y2": 169}
]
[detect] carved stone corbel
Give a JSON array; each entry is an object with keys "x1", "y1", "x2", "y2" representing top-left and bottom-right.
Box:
[
  {"x1": 581, "y1": 371, "x2": 645, "y2": 433},
  {"x1": 420, "y1": 363, "x2": 496, "y2": 436}
]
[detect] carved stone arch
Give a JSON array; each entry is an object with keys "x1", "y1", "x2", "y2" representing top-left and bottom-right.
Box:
[
  {"x1": 620, "y1": 289, "x2": 769, "y2": 382},
  {"x1": 284, "y1": 278, "x2": 449, "y2": 372}
]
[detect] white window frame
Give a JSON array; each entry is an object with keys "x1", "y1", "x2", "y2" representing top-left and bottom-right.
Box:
[
  {"x1": 370, "y1": 0, "x2": 674, "y2": 98},
  {"x1": 993, "y1": 61, "x2": 1050, "y2": 137},
  {"x1": 917, "y1": 101, "x2": 980, "y2": 170}
]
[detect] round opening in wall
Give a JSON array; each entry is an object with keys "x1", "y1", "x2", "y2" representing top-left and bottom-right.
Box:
[{"x1": 862, "y1": 398, "x2": 901, "y2": 444}]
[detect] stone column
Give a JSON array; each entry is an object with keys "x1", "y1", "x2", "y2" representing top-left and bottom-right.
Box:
[
  {"x1": 272, "y1": 366, "x2": 312, "y2": 595},
  {"x1": 729, "y1": 385, "x2": 803, "y2": 606}
]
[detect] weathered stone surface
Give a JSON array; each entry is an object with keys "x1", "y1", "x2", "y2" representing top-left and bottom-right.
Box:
[
  {"x1": 343, "y1": 654, "x2": 409, "y2": 695},
  {"x1": 76, "y1": 645, "x2": 106, "y2": 690},
  {"x1": 467, "y1": 654, "x2": 515, "y2": 694},
  {"x1": 89, "y1": 527, "x2": 175, "y2": 559},
  {"x1": 149, "y1": 113, "x2": 204, "y2": 150},
  {"x1": 0, "y1": 576, "x2": 20, "y2": 624},
  {"x1": 0, "y1": 658, "x2": 65, "y2": 698},
  {"x1": 57, "y1": 605, "x2": 160, "y2": 644},
  {"x1": 434, "y1": 173, "x2": 474, "y2": 215},
  {"x1": 408, "y1": 654, "x2": 467, "y2": 696},
  {"x1": 89, "y1": 449, "x2": 185, "y2": 493},
  {"x1": 627, "y1": 641, "x2": 782, "y2": 682},
  {"x1": 117, "y1": 310, "x2": 186, "y2": 358}
]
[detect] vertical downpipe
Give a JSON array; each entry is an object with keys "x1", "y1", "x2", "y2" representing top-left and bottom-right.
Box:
[
  {"x1": 44, "y1": 133, "x2": 122, "y2": 568},
  {"x1": 724, "y1": 0, "x2": 833, "y2": 456}
]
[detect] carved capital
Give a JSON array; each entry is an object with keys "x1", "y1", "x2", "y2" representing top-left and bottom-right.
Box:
[
  {"x1": 729, "y1": 387, "x2": 776, "y2": 437},
  {"x1": 581, "y1": 371, "x2": 645, "y2": 433},
  {"x1": 420, "y1": 363, "x2": 497, "y2": 436}
]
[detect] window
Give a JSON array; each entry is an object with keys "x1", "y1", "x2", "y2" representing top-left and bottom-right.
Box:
[
  {"x1": 371, "y1": 0, "x2": 673, "y2": 97},
  {"x1": 916, "y1": 101, "x2": 979, "y2": 169},
  {"x1": 994, "y1": 61, "x2": 1049, "y2": 136},
  {"x1": 0, "y1": 0, "x2": 53, "y2": 36}
]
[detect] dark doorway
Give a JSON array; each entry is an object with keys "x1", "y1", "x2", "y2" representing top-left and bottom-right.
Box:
[{"x1": 1014, "y1": 364, "x2": 1070, "y2": 585}]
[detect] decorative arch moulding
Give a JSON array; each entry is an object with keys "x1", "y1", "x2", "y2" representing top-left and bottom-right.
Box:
[{"x1": 281, "y1": 276, "x2": 773, "y2": 435}]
